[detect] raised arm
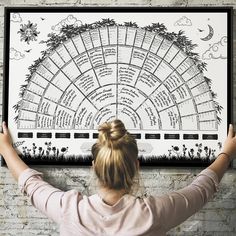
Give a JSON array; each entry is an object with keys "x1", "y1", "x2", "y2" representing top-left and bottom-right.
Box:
[
  {"x1": 0, "y1": 121, "x2": 74, "y2": 224},
  {"x1": 208, "y1": 124, "x2": 236, "y2": 181},
  {"x1": 150, "y1": 124, "x2": 236, "y2": 232},
  {"x1": 0, "y1": 121, "x2": 29, "y2": 180}
]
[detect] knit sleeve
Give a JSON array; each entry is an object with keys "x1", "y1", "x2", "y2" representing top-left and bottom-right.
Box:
[
  {"x1": 18, "y1": 168, "x2": 66, "y2": 224},
  {"x1": 149, "y1": 168, "x2": 219, "y2": 232}
]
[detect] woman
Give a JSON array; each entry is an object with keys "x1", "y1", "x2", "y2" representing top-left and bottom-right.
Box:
[{"x1": 0, "y1": 119, "x2": 235, "y2": 236}]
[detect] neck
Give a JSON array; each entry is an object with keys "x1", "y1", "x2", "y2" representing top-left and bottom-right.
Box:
[{"x1": 98, "y1": 187, "x2": 128, "y2": 206}]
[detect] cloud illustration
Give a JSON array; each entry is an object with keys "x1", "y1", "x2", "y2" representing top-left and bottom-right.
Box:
[
  {"x1": 51, "y1": 15, "x2": 82, "y2": 31},
  {"x1": 174, "y1": 16, "x2": 192, "y2": 26},
  {"x1": 202, "y1": 36, "x2": 227, "y2": 60},
  {"x1": 10, "y1": 13, "x2": 22, "y2": 23},
  {"x1": 10, "y1": 48, "x2": 25, "y2": 60}
]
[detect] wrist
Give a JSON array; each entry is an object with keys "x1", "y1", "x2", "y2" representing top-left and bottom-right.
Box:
[
  {"x1": 218, "y1": 152, "x2": 232, "y2": 163},
  {"x1": 1, "y1": 145, "x2": 16, "y2": 157}
]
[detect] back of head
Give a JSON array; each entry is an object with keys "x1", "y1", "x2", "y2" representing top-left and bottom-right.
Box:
[{"x1": 92, "y1": 119, "x2": 139, "y2": 192}]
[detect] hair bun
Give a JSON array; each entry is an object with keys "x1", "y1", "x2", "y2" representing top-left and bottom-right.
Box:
[
  {"x1": 98, "y1": 119, "x2": 127, "y2": 144},
  {"x1": 98, "y1": 122, "x2": 111, "y2": 141}
]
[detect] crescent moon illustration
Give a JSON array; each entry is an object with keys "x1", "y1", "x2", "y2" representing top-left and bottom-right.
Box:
[{"x1": 200, "y1": 24, "x2": 214, "y2": 41}]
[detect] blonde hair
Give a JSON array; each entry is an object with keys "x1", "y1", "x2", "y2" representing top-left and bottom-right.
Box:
[{"x1": 92, "y1": 119, "x2": 139, "y2": 192}]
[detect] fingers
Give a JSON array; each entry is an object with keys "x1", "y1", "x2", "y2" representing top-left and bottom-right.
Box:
[
  {"x1": 2, "y1": 121, "x2": 8, "y2": 135},
  {"x1": 228, "y1": 124, "x2": 234, "y2": 138}
]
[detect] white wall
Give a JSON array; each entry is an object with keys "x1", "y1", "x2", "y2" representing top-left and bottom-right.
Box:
[{"x1": 0, "y1": 0, "x2": 236, "y2": 235}]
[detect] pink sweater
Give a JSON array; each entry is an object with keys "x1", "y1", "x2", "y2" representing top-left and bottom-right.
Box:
[{"x1": 18, "y1": 168, "x2": 219, "y2": 236}]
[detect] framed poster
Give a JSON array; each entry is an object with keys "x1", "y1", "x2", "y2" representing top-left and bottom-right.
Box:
[{"x1": 2, "y1": 7, "x2": 233, "y2": 166}]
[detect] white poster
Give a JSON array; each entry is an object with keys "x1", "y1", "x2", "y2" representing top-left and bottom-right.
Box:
[{"x1": 3, "y1": 7, "x2": 232, "y2": 165}]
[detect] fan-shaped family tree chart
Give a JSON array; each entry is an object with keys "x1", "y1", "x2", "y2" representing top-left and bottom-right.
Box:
[{"x1": 3, "y1": 7, "x2": 232, "y2": 165}]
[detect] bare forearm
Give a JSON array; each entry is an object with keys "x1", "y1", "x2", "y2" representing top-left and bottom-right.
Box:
[
  {"x1": 2, "y1": 146, "x2": 29, "y2": 181},
  {"x1": 208, "y1": 153, "x2": 231, "y2": 182}
]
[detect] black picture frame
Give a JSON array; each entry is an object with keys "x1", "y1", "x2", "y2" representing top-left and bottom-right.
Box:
[{"x1": 2, "y1": 6, "x2": 233, "y2": 166}]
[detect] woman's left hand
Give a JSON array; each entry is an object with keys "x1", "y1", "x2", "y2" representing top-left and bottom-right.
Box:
[{"x1": 0, "y1": 121, "x2": 29, "y2": 180}]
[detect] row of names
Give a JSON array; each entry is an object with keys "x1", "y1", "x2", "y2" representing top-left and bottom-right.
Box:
[{"x1": 18, "y1": 132, "x2": 218, "y2": 140}]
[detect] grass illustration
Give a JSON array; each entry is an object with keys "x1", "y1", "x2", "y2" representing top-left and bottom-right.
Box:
[
  {"x1": 19, "y1": 141, "x2": 92, "y2": 165},
  {"x1": 18, "y1": 141, "x2": 222, "y2": 166}
]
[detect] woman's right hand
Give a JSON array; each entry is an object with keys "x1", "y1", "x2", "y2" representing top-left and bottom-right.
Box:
[{"x1": 222, "y1": 124, "x2": 236, "y2": 160}]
